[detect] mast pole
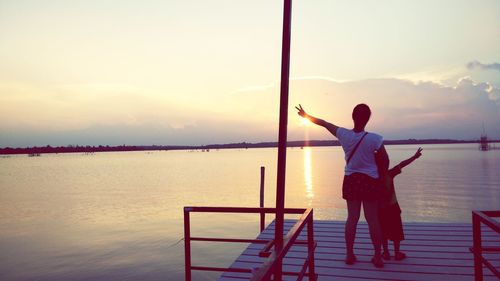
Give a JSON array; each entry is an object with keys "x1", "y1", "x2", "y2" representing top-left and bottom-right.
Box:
[{"x1": 274, "y1": 0, "x2": 292, "y2": 280}]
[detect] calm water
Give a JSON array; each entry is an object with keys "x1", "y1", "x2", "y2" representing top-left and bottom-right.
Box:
[{"x1": 0, "y1": 144, "x2": 499, "y2": 280}]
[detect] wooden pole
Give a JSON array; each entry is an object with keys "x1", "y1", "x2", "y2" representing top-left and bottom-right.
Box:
[
  {"x1": 260, "y1": 166, "x2": 265, "y2": 232},
  {"x1": 275, "y1": 0, "x2": 292, "y2": 280}
]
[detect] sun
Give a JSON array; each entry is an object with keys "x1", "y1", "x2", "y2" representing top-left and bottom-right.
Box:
[{"x1": 300, "y1": 118, "x2": 311, "y2": 126}]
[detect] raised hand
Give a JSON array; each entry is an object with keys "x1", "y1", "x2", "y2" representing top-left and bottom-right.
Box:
[
  {"x1": 295, "y1": 104, "x2": 306, "y2": 117},
  {"x1": 414, "y1": 147, "x2": 423, "y2": 158}
]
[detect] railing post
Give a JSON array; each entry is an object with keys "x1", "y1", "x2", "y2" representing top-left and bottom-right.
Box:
[
  {"x1": 472, "y1": 212, "x2": 483, "y2": 281},
  {"x1": 184, "y1": 208, "x2": 192, "y2": 281},
  {"x1": 307, "y1": 211, "x2": 316, "y2": 281},
  {"x1": 260, "y1": 166, "x2": 265, "y2": 232}
]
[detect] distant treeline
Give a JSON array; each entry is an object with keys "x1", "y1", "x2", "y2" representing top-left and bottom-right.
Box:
[
  {"x1": 0, "y1": 145, "x2": 145, "y2": 155},
  {"x1": 0, "y1": 144, "x2": 207, "y2": 155},
  {"x1": 0, "y1": 139, "x2": 496, "y2": 155}
]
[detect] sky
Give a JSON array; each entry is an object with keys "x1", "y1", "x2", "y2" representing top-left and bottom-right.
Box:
[{"x1": 0, "y1": 0, "x2": 499, "y2": 147}]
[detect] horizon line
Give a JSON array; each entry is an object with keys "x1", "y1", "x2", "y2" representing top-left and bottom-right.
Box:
[{"x1": 1, "y1": 138, "x2": 499, "y2": 154}]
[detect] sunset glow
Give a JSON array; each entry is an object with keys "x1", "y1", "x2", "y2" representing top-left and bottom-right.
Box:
[
  {"x1": 300, "y1": 118, "x2": 312, "y2": 127},
  {"x1": 0, "y1": 1, "x2": 499, "y2": 147},
  {"x1": 1, "y1": 2, "x2": 499, "y2": 280}
]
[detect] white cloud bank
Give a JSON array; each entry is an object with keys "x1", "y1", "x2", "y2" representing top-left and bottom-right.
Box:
[
  {"x1": 226, "y1": 76, "x2": 500, "y2": 142},
  {"x1": 0, "y1": 77, "x2": 499, "y2": 147},
  {"x1": 287, "y1": 77, "x2": 500, "y2": 141}
]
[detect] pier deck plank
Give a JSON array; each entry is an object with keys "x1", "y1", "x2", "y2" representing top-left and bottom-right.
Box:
[{"x1": 218, "y1": 220, "x2": 500, "y2": 281}]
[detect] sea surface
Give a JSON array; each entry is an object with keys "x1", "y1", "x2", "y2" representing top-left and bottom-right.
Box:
[{"x1": 0, "y1": 144, "x2": 499, "y2": 281}]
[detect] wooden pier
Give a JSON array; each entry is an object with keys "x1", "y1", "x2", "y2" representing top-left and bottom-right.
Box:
[{"x1": 219, "y1": 220, "x2": 500, "y2": 281}]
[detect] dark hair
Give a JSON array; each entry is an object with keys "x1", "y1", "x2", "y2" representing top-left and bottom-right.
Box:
[{"x1": 352, "y1": 103, "x2": 371, "y2": 128}]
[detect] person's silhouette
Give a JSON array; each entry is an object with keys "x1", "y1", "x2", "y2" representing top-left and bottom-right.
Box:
[
  {"x1": 379, "y1": 147, "x2": 423, "y2": 261},
  {"x1": 296, "y1": 103, "x2": 388, "y2": 268}
]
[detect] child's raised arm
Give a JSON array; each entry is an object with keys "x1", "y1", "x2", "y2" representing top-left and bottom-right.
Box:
[{"x1": 397, "y1": 147, "x2": 423, "y2": 169}]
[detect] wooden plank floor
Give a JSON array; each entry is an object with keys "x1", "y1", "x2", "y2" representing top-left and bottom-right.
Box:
[{"x1": 219, "y1": 220, "x2": 500, "y2": 281}]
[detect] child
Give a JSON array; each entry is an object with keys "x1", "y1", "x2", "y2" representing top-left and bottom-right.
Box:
[{"x1": 379, "y1": 147, "x2": 423, "y2": 261}]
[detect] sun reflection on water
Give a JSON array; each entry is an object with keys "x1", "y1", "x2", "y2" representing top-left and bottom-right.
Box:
[{"x1": 303, "y1": 147, "x2": 314, "y2": 204}]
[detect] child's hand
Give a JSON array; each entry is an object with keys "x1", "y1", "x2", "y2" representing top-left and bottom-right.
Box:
[{"x1": 414, "y1": 147, "x2": 423, "y2": 158}]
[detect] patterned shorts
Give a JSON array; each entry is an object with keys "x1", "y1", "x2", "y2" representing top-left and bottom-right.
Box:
[{"x1": 342, "y1": 172, "x2": 382, "y2": 201}]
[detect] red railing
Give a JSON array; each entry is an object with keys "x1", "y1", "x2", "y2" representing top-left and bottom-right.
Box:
[
  {"x1": 470, "y1": 210, "x2": 500, "y2": 281},
  {"x1": 184, "y1": 207, "x2": 317, "y2": 281}
]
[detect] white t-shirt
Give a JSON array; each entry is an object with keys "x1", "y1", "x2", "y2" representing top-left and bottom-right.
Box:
[{"x1": 336, "y1": 127, "x2": 384, "y2": 178}]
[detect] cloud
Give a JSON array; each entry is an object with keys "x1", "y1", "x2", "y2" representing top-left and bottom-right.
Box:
[
  {"x1": 1, "y1": 77, "x2": 499, "y2": 147},
  {"x1": 226, "y1": 76, "x2": 499, "y2": 141},
  {"x1": 286, "y1": 77, "x2": 500, "y2": 140},
  {"x1": 0, "y1": 82, "x2": 278, "y2": 146},
  {"x1": 466, "y1": 61, "x2": 500, "y2": 71},
  {"x1": 0, "y1": 83, "x2": 199, "y2": 131}
]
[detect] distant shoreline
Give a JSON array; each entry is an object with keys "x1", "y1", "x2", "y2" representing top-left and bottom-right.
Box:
[{"x1": 1, "y1": 139, "x2": 498, "y2": 155}]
